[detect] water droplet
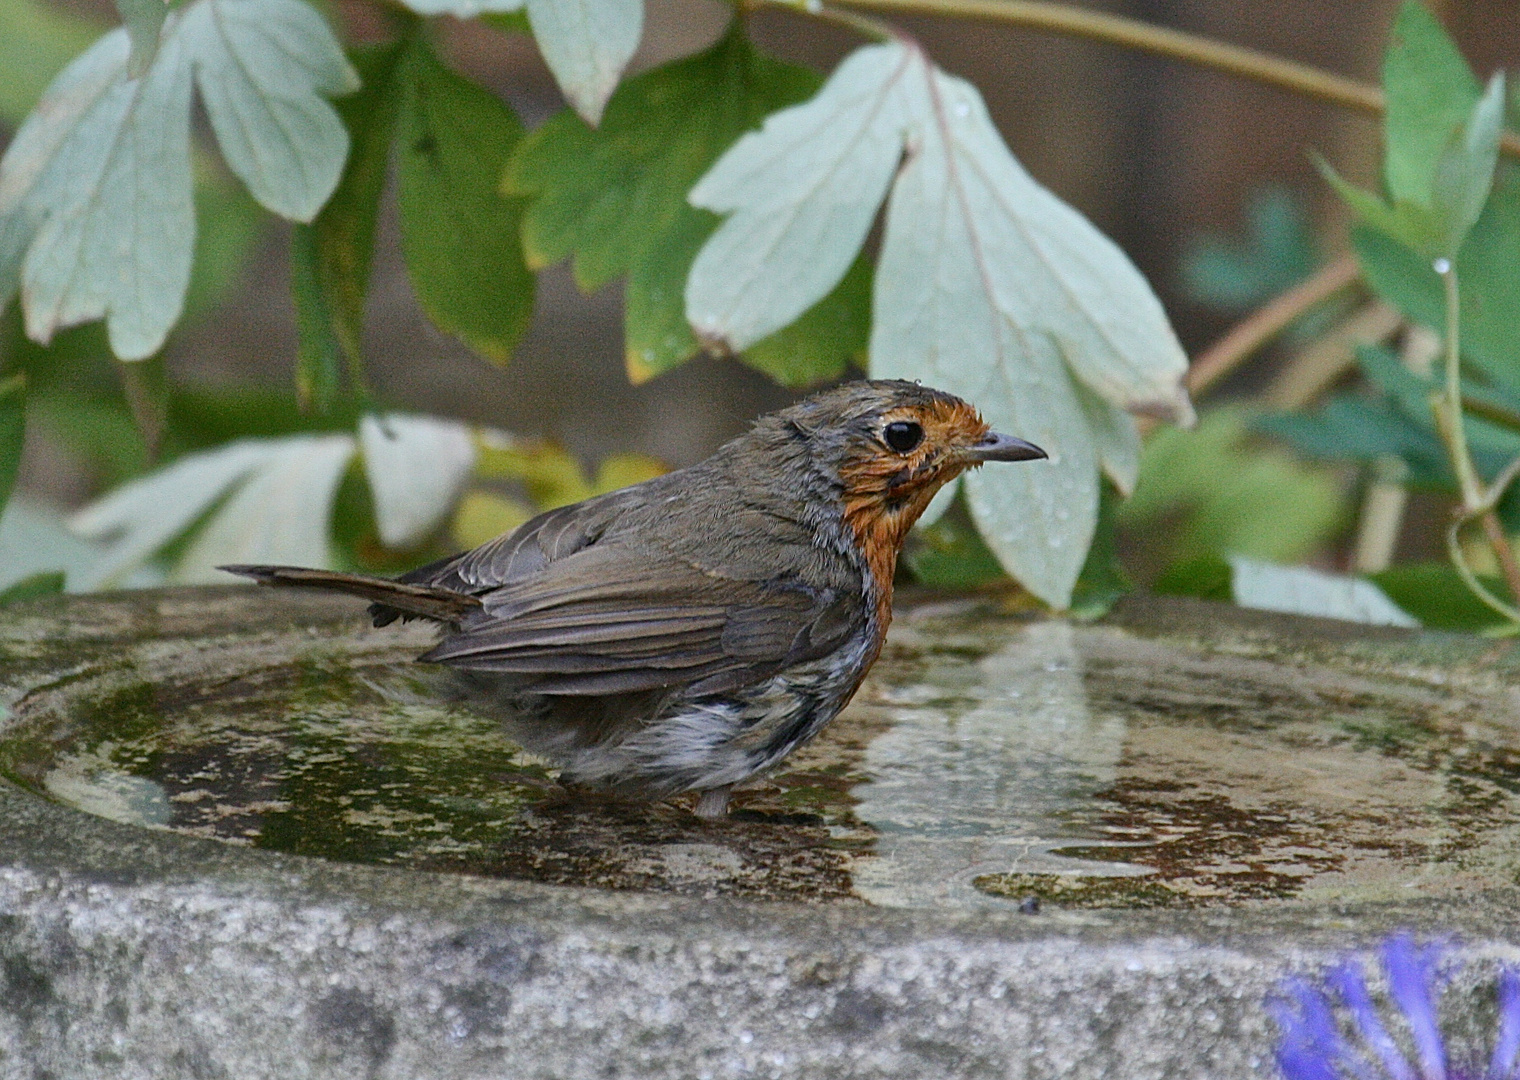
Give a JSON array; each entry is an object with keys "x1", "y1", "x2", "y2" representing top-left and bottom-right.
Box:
[
  {"x1": 954, "y1": 100, "x2": 970, "y2": 118},
  {"x1": 1433, "y1": 257, "x2": 1452, "y2": 275}
]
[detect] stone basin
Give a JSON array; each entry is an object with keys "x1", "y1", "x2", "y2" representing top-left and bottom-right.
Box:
[{"x1": 0, "y1": 586, "x2": 1517, "y2": 1078}]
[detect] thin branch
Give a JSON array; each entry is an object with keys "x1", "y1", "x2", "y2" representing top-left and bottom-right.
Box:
[
  {"x1": 1265, "y1": 299, "x2": 1401, "y2": 409},
  {"x1": 1186, "y1": 253, "x2": 1361, "y2": 398},
  {"x1": 1460, "y1": 394, "x2": 1520, "y2": 435},
  {"x1": 790, "y1": 0, "x2": 1520, "y2": 159},
  {"x1": 1447, "y1": 518, "x2": 1520, "y2": 624}
]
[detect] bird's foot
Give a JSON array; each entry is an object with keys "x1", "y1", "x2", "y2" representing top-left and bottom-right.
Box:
[{"x1": 693, "y1": 785, "x2": 734, "y2": 820}]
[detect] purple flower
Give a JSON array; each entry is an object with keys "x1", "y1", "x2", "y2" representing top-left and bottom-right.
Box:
[{"x1": 1273, "y1": 934, "x2": 1520, "y2": 1080}]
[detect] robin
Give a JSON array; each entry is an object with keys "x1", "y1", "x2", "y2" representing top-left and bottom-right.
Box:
[{"x1": 224, "y1": 380, "x2": 1045, "y2": 818}]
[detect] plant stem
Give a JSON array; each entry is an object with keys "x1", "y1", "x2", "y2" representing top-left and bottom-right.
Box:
[
  {"x1": 1439, "y1": 266, "x2": 1482, "y2": 507},
  {"x1": 1186, "y1": 253, "x2": 1360, "y2": 398},
  {"x1": 1431, "y1": 262, "x2": 1520, "y2": 617},
  {"x1": 785, "y1": 0, "x2": 1520, "y2": 159}
]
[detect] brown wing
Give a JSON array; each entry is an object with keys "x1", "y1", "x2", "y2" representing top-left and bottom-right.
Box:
[{"x1": 418, "y1": 541, "x2": 862, "y2": 697}]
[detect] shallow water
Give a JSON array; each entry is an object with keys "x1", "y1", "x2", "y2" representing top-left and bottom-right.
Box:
[{"x1": 2, "y1": 596, "x2": 1518, "y2": 909}]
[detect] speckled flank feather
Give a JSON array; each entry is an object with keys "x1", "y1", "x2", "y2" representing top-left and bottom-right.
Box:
[{"x1": 222, "y1": 380, "x2": 1042, "y2": 815}]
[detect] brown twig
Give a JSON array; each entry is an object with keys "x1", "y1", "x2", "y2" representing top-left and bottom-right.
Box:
[
  {"x1": 1186, "y1": 253, "x2": 1361, "y2": 398},
  {"x1": 814, "y1": 0, "x2": 1520, "y2": 159},
  {"x1": 1265, "y1": 300, "x2": 1401, "y2": 409},
  {"x1": 1480, "y1": 510, "x2": 1520, "y2": 612}
]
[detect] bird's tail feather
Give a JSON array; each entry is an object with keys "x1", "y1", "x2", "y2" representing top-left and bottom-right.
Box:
[{"x1": 219, "y1": 565, "x2": 481, "y2": 626}]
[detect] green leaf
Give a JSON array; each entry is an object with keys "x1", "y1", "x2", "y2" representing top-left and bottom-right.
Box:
[
  {"x1": 0, "y1": 570, "x2": 65, "y2": 605},
  {"x1": 183, "y1": 164, "x2": 261, "y2": 319},
  {"x1": 115, "y1": 0, "x2": 166, "y2": 77},
  {"x1": 292, "y1": 41, "x2": 407, "y2": 403},
  {"x1": 1316, "y1": 154, "x2": 1443, "y2": 254},
  {"x1": 0, "y1": 0, "x2": 357, "y2": 360},
  {"x1": 1180, "y1": 187, "x2": 1317, "y2": 312},
  {"x1": 1382, "y1": 2, "x2": 1481, "y2": 209},
  {"x1": 1118, "y1": 407, "x2": 1347, "y2": 570},
  {"x1": 1258, "y1": 396, "x2": 1451, "y2": 485},
  {"x1": 397, "y1": 39, "x2": 533, "y2": 365},
  {"x1": 506, "y1": 25, "x2": 824, "y2": 383},
  {"x1": 903, "y1": 493, "x2": 1007, "y2": 591},
  {"x1": 0, "y1": 372, "x2": 25, "y2": 517},
  {"x1": 1068, "y1": 483, "x2": 1131, "y2": 619},
  {"x1": 1152, "y1": 554, "x2": 1233, "y2": 603},
  {"x1": 1427, "y1": 72, "x2": 1505, "y2": 256},
  {"x1": 1352, "y1": 165, "x2": 1520, "y2": 393},
  {"x1": 290, "y1": 223, "x2": 343, "y2": 411},
  {"x1": 740, "y1": 253, "x2": 869, "y2": 387},
  {"x1": 1369, "y1": 561, "x2": 1508, "y2": 632}
]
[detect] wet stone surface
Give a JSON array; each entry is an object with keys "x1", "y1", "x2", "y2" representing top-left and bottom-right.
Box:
[{"x1": 2, "y1": 587, "x2": 1518, "y2": 910}]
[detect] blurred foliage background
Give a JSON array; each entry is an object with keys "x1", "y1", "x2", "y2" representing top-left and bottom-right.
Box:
[{"x1": 1, "y1": 0, "x2": 1518, "y2": 632}]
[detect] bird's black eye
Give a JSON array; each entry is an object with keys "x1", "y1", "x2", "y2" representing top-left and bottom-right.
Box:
[{"x1": 883, "y1": 420, "x2": 924, "y2": 453}]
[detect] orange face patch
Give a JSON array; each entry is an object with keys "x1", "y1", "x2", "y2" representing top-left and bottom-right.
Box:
[{"x1": 837, "y1": 398, "x2": 992, "y2": 624}]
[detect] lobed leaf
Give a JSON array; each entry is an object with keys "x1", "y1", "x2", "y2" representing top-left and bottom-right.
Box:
[
  {"x1": 4, "y1": 29, "x2": 193, "y2": 360},
  {"x1": 397, "y1": 38, "x2": 533, "y2": 365},
  {"x1": 69, "y1": 439, "x2": 292, "y2": 587},
  {"x1": 686, "y1": 44, "x2": 1191, "y2": 603},
  {"x1": 179, "y1": 0, "x2": 359, "y2": 221},
  {"x1": 0, "y1": 0, "x2": 357, "y2": 360},
  {"x1": 685, "y1": 43, "x2": 911, "y2": 356}
]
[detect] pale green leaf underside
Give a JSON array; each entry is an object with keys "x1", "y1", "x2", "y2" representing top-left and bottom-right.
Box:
[
  {"x1": 394, "y1": 0, "x2": 641, "y2": 126},
  {"x1": 70, "y1": 434, "x2": 359, "y2": 585},
  {"x1": 1228, "y1": 557, "x2": 1418, "y2": 627},
  {"x1": 179, "y1": 0, "x2": 359, "y2": 221},
  {"x1": 526, "y1": 0, "x2": 642, "y2": 126},
  {"x1": 360, "y1": 414, "x2": 477, "y2": 549},
  {"x1": 114, "y1": 0, "x2": 166, "y2": 76},
  {"x1": 175, "y1": 435, "x2": 355, "y2": 581},
  {"x1": 688, "y1": 42, "x2": 1191, "y2": 605},
  {"x1": 687, "y1": 42, "x2": 1191, "y2": 426},
  {"x1": 69, "y1": 439, "x2": 296, "y2": 587},
  {"x1": 0, "y1": 0, "x2": 355, "y2": 360}
]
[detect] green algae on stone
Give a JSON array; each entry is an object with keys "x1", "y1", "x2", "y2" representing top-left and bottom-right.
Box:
[{"x1": 4, "y1": 587, "x2": 1520, "y2": 907}]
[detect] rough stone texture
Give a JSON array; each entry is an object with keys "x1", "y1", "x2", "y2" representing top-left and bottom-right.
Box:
[{"x1": 0, "y1": 587, "x2": 1517, "y2": 1079}]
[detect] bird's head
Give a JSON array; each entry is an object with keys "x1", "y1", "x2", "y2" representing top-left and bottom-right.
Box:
[{"x1": 763, "y1": 379, "x2": 1046, "y2": 570}]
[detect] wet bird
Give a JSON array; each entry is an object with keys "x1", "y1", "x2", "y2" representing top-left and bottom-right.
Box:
[{"x1": 223, "y1": 380, "x2": 1046, "y2": 818}]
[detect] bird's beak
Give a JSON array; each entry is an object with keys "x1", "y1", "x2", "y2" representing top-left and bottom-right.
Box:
[{"x1": 962, "y1": 431, "x2": 1048, "y2": 462}]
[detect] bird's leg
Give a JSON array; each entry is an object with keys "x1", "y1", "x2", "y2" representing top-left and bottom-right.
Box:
[{"x1": 693, "y1": 785, "x2": 733, "y2": 819}]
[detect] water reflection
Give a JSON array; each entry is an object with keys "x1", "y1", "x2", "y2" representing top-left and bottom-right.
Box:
[
  {"x1": 850, "y1": 621, "x2": 1134, "y2": 907},
  {"x1": 3, "y1": 608, "x2": 1520, "y2": 909}
]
